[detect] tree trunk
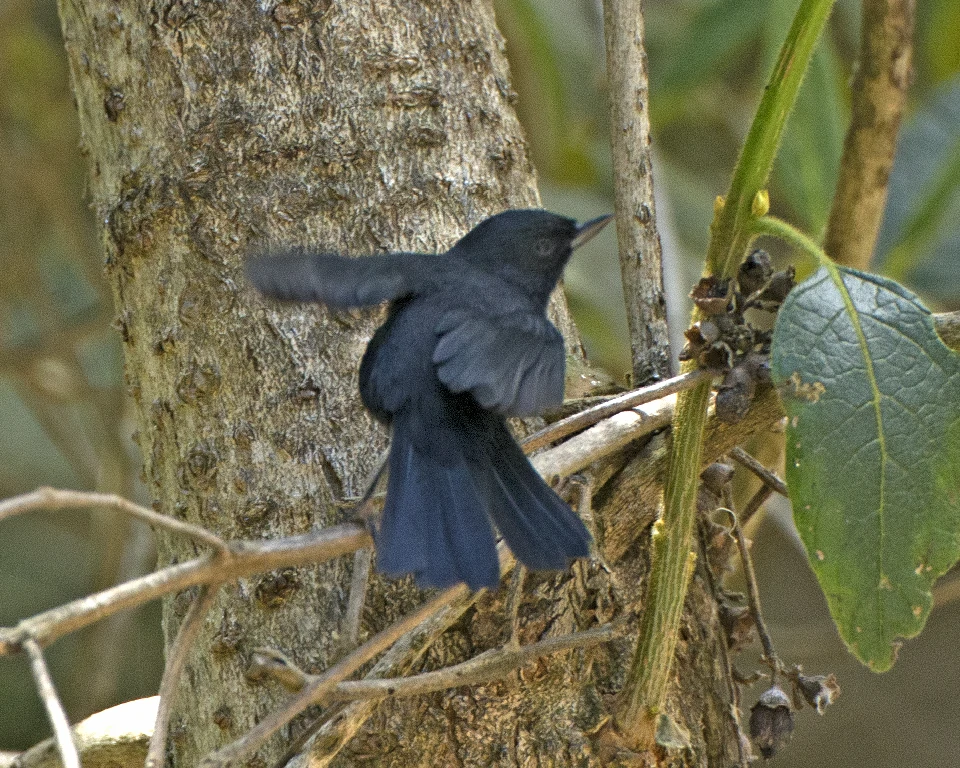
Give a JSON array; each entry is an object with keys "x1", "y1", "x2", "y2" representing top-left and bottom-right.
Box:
[{"x1": 57, "y1": 1, "x2": 743, "y2": 765}]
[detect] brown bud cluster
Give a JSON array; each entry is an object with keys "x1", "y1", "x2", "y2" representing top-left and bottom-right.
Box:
[{"x1": 680, "y1": 250, "x2": 795, "y2": 423}]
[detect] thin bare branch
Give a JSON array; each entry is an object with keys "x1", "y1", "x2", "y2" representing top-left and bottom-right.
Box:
[
  {"x1": 24, "y1": 639, "x2": 80, "y2": 768},
  {"x1": 602, "y1": 0, "x2": 672, "y2": 383},
  {"x1": 0, "y1": 486, "x2": 228, "y2": 553},
  {"x1": 147, "y1": 585, "x2": 223, "y2": 768},
  {"x1": 740, "y1": 485, "x2": 775, "y2": 528},
  {"x1": 523, "y1": 370, "x2": 706, "y2": 452},
  {"x1": 532, "y1": 392, "x2": 677, "y2": 482},
  {"x1": 729, "y1": 447, "x2": 789, "y2": 497},
  {"x1": 0, "y1": 524, "x2": 371, "y2": 653},
  {"x1": 331, "y1": 624, "x2": 617, "y2": 702},
  {"x1": 202, "y1": 582, "x2": 472, "y2": 767},
  {"x1": 341, "y1": 548, "x2": 373, "y2": 651},
  {"x1": 725, "y1": 510, "x2": 778, "y2": 671}
]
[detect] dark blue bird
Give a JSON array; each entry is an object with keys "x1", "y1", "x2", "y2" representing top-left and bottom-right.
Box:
[{"x1": 247, "y1": 209, "x2": 610, "y2": 590}]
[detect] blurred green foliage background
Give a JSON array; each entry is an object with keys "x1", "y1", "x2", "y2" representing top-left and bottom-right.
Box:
[{"x1": 1, "y1": 0, "x2": 958, "y2": 760}]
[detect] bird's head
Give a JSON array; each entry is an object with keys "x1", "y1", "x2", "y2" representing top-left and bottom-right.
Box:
[{"x1": 452, "y1": 209, "x2": 611, "y2": 306}]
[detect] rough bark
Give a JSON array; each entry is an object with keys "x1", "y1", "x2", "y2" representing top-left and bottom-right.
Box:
[
  {"x1": 56, "y1": 1, "x2": 741, "y2": 766},
  {"x1": 823, "y1": 0, "x2": 914, "y2": 269},
  {"x1": 602, "y1": 0, "x2": 672, "y2": 386}
]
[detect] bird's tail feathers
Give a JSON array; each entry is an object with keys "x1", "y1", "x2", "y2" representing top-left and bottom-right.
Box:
[
  {"x1": 482, "y1": 422, "x2": 591, "y2": 571},
  {"x1": 376, "y1": 419, "x2": 500, "y2": 590},
  {"x1": 376, "y1": 415, "x2": 589, "y2": 590}
]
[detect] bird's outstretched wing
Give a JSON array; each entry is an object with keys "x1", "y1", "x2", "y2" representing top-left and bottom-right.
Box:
[
  {"x1": 433, "y1": 310, "x2": 565, "y2": 416},
  {"x1": 246, "y1": 251, "x2": 436, "y2": 309}
]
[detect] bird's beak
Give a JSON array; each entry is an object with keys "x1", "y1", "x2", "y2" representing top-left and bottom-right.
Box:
[{"x1": 571, "y1": 214, "x2": 613, "y2": 250}]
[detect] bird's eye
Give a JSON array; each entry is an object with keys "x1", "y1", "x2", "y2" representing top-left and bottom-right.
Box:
[{"x1": 536, "y1": 237, "x2": 553, "y2": 257}]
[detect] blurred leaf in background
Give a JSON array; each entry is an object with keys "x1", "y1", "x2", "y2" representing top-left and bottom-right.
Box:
[{"x1": 875, "y1": 75, "x2": 960, "y2": 307}]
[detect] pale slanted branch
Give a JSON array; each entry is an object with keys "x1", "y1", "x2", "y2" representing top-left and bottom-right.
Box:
[
  {"x1": 146, "y1": 585, "x2": 223, "y2": 768},
  {"x1": 729, "y1": 446, "x2": 789, "y2": 497},
  {"x1": 523, "y1": 367, "x2": 708, "y2": 452},
  {"x1": 24, "y1": 639, "x2": 81, "y2": 768},
  {"x1": 250, "y1": 622, "x2": 620, "y2": 704}
]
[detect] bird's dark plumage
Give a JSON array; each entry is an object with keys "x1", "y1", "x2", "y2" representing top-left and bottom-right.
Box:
[{"x1": 247, "y1": 209, "x2": 609, "y2": 590}]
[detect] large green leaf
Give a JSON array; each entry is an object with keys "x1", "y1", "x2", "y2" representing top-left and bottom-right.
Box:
[{"x1": 771, "y1": 265, "x2": 960, "y2": 671}]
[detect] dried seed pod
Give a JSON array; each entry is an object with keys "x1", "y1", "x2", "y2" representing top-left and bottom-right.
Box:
[
  {"x1": 750, "y1": 686, "x2": 795, "y2": 759},
  {"x1": 738, "y1": 249, "x2": 773, "y2": 298},
  {"x1": 796, "y1": 673, "x2": 840, "y2": 714}
]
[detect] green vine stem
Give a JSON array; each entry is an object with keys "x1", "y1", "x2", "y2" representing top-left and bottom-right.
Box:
[
  {"x1": 753, "y1": 214, "x2": 831, "y2": 268},
  {"x1": 614, "y1": 0, "x2": 836, "y2": 750},
  {"x1": 707, "y1": 0, "x2": 837, "y2": 280}
]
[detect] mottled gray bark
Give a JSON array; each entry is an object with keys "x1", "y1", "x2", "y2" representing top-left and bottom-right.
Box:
[
  {"x1": 602, "y1": 0, "x2": 672, "y2": 386},
  {"x1": 56, "y1": 1, "x2": 741, "y2": 766}
]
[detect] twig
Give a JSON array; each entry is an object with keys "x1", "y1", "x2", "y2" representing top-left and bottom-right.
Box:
[
  {"x1": 147, "y1": 584, "x2": 223, "y2": 768},
  {"x1": 739, "y1": 485, "x2": 775, "y2": 528},
  {"x1": 341, "y1": 548, "x2": 372, "y2": 651},
  {"x1": 602, "y1": 0, "x2": 672, "y2": 384},
  {"x1": 504, "y1": 566, "x2": 526, "y2": 648},
  {"x1": 823, "y1": 0, "x2": 914, "y2": 270},
  {"x1": 23, "y1": 639, "x2": 80, "y2": 768},
  {"x1": 0, "y1": 524, "x2": 371, "y2": 653},
  {"x1": 934, "y1": 311, "x2": 960, "y2": 351},
  {"x1": 0, "y1": 486, "x2": 228, "y2": 553},
  {"x1": 202, "y1": 583, "x2": 472, "y2": 767},
  {"x1": 725, "y1": 510, "x2": 779, "y2": 673},
  {"x1": 729, "y1": 447, "x2": 789, "y2": 497},
  {"x1": 523, "y1": 371, "x2": 706, "y2": 452},
  {"x1": 531, "y1": 392, "x2": 677, "y2": 482},
  {"x1": 331, "y1": 624, "x2": 617, "y2": 702},
  {"x1": 357, "y1": 450, "x2": 389, "y2": 505}
]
